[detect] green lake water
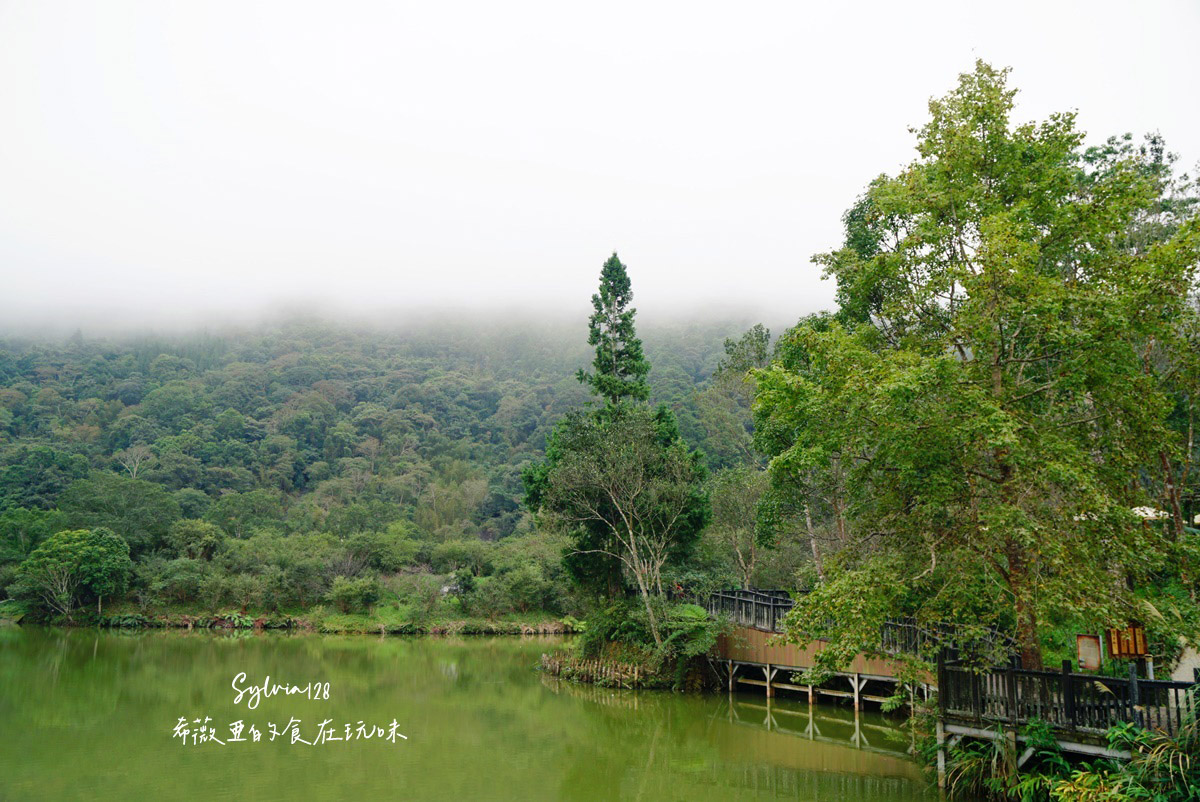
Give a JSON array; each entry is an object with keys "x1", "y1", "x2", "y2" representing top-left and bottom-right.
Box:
[{"x1": 0, "y1": 627, "x2": 936, "y2": 801}]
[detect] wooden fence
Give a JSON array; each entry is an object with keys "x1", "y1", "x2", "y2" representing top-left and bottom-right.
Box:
[
  {"x1": 705, "y1": 589, "x2": 795, "y2": 633},
  {"x1": 939, "y1": 656, "x2": 1199, "y2": 738},
  {"x1": 705, "y1": 589, "x2": 1010, "y2": 661}
]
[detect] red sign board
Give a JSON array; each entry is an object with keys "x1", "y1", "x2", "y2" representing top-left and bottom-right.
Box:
[{"x1": 1106, "y1": 626, "x2": 1148, "y2": 658}]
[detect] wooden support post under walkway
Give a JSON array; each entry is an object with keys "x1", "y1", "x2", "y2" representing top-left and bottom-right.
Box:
[
  {"x1": 935, "y1": 718, "x2": 946, "y2": 791},
  {"x1": 725, "y1": 657, "x2": 907, "y2": 711}
]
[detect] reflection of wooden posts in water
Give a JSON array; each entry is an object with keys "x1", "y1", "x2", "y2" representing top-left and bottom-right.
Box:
[{"x1": 729, "y1": 697, "x2": 916, "y2": 763}]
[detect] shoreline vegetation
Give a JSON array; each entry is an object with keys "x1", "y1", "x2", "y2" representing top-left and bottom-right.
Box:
[
  {"x1": 94, "y1": 612, "x2": 576, "y2": 637},
  {"x1": 0, "y1": 597, "x2": 577, "y2": 636}
]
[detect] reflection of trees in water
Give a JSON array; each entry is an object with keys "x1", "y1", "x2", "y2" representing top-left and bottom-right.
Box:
[
  {"x1": 2, "y1": 628, "x2": 567, "y2": 731},
  {"x1": 0, "y1": 629, "x2": 123, "y2": 727},
  {"x1": 4, "y1": 630, "x2": 935, "y2": 801},
  {"x1": 4, "y1": 629, "x2": 590, "y2": 802},
  {"x1": 541, "y1": 675, "x2": 726, "y2": 800},
  {"x1": 541, "y1": 676, "x2": 933, "y2": 800}
]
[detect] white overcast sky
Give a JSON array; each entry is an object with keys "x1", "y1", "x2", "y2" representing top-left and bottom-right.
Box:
[{"x1": 0, "y1": 0, "x2": 1197, "y2": 330}]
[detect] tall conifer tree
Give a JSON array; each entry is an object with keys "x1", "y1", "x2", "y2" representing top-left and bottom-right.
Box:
[{"x1": 576, "y1": 253, "x2": 650, "y2": 405}]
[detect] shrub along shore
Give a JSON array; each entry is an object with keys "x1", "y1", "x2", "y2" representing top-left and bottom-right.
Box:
[
  {"x1": 98, "y1": 611, "x2": 576, "y2": 636},
  {"x1": 0, "y1": 597, "x2": 577, "y2": 636}
]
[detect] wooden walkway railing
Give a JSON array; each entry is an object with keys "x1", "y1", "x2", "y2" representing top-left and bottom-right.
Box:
[
  {"x1": 939, "y1": 656, "x2": 1199, "y2": 738},
  {"x1": 704, "y1": 588, "x2": 1012, "y2": 660},
  {"x1": 708, "y1": 588, "x2": 1199, "y2": 741},
  {"x1": 705, "y1": 589, "x2": 795, "y2": 634}
]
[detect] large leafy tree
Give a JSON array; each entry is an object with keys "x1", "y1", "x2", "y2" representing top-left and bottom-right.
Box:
[
  {"x1": 693, "y1": 325, "x2": 774, "y2": 470},
  {"x1": 707, "y1": 466, "x2": 769, "y2": 589},
  {"x1": 58, "y1": 473, "x2": 180, "y2": 556},
  {"x1": 525, "y1": 255, "x2": 709, "y2": 638},
  {"x1": 537, "y1": 406, "x2": 707, "y2": 645},
  {"x1": 13, "y1": 528, "x2": 132, "y2": 618},
  {"x1": 0, "y1": 507, "x2": 67, "y2": 564},
  {"x1": 576, "y1": 253, "x2": 651, "y2": 405},
  {"x1": 755, "y1": 62, "x2": 1200, "y2": 668}
]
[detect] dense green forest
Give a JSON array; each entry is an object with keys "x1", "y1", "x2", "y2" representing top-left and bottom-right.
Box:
[{"x1": 0, "y1": 312, "x2": 798, "y2": 629}]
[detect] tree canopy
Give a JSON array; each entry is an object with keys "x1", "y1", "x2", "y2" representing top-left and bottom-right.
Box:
[
  {"x1": 755, "y1": 61, "x2": 1200, "y2": 668},
  {"x1": 14, "y1": 528, "x2": 131, "y2": 618},
  {"x1": 576, "y1": 253, "x2": 651, "y2": 406}
]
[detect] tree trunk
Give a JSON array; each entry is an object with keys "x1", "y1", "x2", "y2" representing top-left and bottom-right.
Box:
[
  {"x1": 606, "y1": 570, "x2": 621, "y2": 599},
  {"x1": 636, "y1": 580, "x2": 662, "y2": 647},
  {"x1": 625, "y1": 537, "x2": 663, "y2": 647},
  {"x1": 1160, "y1": 450, "x2": 1186, "y2": 541},
  {"x1": 804, "y1": 504, "x2": 825, "y2": 582},
  {"x1": 830, "y1": 458, "x2": 848, "y2": 545},
  {"x1": 1006, "y1": 537, "x2": 1042, "y2": 669},
  {"x1": 736, "y1": 541, "x2": 755, "y2": 589},
  {"x1": 1014, "y1": 595, "x2": 1041, "y2": 670}
]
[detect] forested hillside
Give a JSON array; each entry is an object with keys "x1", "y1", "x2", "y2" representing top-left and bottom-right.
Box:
[{"x1": 0, "y1": 316, "x2": 768, "y2": 623}]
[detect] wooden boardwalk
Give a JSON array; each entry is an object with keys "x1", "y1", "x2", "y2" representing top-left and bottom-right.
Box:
[
  {"x1": 704, "y1": 588, "x2": 1199, "y2": 787},
  {"x1": 706, "y1": 589, "x2": 929, "y2": 710},
  {"x1": 937, "y1": 654, "x2": 1198, "y2": 768}
]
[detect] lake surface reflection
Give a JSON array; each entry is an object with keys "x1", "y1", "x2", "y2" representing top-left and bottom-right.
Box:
[{"x1": 0, "y1": 627, "x2": 936, "y2": 801}]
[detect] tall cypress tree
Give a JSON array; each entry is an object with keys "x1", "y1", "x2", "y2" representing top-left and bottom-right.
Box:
[
  {"x1": 576, "y1": 253, "x2": 650, "y2": 406},
  {"x1": 525, "y1": 252, "x2": 709, "y2": 602}
]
